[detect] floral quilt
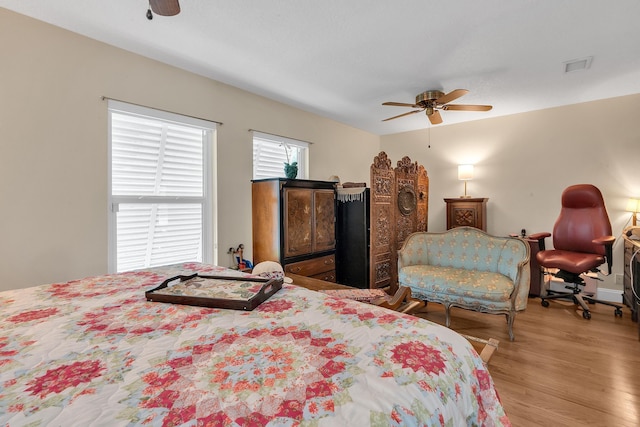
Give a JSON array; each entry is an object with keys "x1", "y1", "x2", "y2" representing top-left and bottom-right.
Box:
[{"x1": 0, "y1": 263, "x2": 510, "y2": 426}]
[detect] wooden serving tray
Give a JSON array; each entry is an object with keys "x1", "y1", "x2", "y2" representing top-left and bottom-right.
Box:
[{"x1": 145, "y1": 273, "x2": 283, "y2": 311}]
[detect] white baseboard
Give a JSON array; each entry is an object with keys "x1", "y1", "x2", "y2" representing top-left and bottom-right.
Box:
[
  {"x1": 594, "y1": 288, "x2": 623, "y2": 303},
  {"x1": 548, "y1": 281, "x2": 623, "y2": 303}
]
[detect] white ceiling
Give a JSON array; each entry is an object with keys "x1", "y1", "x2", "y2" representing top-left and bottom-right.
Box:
[{"x1": 3, "y1": 0, "x2": 640, "y2": 135}]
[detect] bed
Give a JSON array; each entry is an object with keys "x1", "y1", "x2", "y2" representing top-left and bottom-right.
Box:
[{"x1": 0, "y1": 263, "x2": 510, "y2": 426}]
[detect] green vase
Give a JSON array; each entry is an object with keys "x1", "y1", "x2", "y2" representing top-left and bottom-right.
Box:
[{"x1": 284, "y1": 162, "x2": 298, "y2": 179}]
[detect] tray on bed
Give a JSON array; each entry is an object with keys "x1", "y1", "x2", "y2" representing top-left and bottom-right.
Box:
[{"x1": 145, "y1": 273, "x2": 283, "y2": 310}]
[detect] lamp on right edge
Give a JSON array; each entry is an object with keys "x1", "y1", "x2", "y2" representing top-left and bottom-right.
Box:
[
  {"x1": 458, "y1": 164, "x2": 474, "y2": 198},
  {"x1": 626, "y1": 198, "x2": 639, "y2": 226}
]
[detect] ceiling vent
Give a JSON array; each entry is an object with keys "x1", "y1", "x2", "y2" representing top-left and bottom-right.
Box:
[{"x1": 563, "y1": 56, "x2": 593, "y2": 73}]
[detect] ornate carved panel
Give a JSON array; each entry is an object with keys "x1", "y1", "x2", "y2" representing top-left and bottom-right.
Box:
[
  {"x1": 417, "y1": 165, "x2": 429, "y2": 232},
  {"x1": 313, "y1": 189, "x2": 336, "y2": 252},
  {"x1": 394, "y1": 157, "x2": 418, "y2": 270},
  {"x1": 453, "y1": 208, "x2": 476, "y2": 226},
  {"x1": 284, "y1": 188, "x2": 312, "y2": 258},
  {"x1": 374, "y1": 253, "x2": 391, "y2": 286},
  {"x1": 370, "y1": 152, "x2": 394, "y2": 289}
]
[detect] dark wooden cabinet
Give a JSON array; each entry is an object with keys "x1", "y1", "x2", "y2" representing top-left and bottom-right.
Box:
[
  {"x1": 252, "y1": 178, "x2": 337, "y2": 281},
  {"x1": 336, "y1": 188, "x2": 370, "y2": 289},
  {"x1": 444, "y1": 197, "x2": 488, "y2": 231},
  {"x1": 623, "y1": 227, "x2": 640, "y2": 323}
]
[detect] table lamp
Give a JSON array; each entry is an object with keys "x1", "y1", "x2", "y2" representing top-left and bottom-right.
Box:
[
  {"x1": 626, "y1": 198, "x2": 639, "y2": 226},
  {"x1": 458, "y1": 164, "x2": 473, "y2": 198}
]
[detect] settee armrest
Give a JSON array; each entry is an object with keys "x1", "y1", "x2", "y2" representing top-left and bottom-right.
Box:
[{"x1": 397, "y1": 232, "x2": 430, "y2": 268}]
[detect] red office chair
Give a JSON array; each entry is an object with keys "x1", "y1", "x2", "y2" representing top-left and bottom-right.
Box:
[{"x1": 530, "y1": 184, "x2": 623, "y2": 319}]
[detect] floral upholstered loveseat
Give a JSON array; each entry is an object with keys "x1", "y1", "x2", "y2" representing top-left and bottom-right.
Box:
[{"x1": 398, "y1": 227, "x2": 530, "y2": 341}]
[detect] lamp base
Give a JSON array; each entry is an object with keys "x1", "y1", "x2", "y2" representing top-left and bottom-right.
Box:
[{"x1": 460, "y1": 181, "x2": 472, "y2": 199}]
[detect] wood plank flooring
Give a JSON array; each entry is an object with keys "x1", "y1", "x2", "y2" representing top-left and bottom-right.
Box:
[
  {"x1": 291, "y1": 276, "x2": 640, "y2": 426},
  {"x1": 411, "y1": 298, "x2": 640, "y2": 426}
]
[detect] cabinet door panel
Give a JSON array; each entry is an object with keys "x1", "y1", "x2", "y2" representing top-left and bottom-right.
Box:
[
  {"x1": 444, "y1": 198, "x2": 487, "y2": 231},
  {"x1": 284, "y1": 188, "x2": 313, "y2": 258},
  {"x1": 314, "y1": 189, "x2": 336, "y2": 252}
]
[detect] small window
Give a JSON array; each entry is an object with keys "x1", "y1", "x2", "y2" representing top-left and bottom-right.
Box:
[
  {"x1": 252, "y1": 132, "x2": 309, "y2": 179},
  {"x1": 108, "y1": 100, "x2": 217, "y2": 273}
]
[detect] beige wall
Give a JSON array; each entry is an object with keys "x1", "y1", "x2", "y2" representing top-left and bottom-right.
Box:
[
  {"x1": 2, "y1": 8, "x2": 639, "y2": 297},
  {"x1": 381, "y1": 94, "x2": 640, "y2": 293},
  {"x1": 0, "y1": 9, "x2": 379, "y2": 290}
]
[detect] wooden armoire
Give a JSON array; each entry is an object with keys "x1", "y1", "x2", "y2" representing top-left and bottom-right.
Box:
[
  {"x1": 252, "y1": 178, "x2": 337, "y2": 282},
  {"x1": 369, "y1": 152, "x2": 429, "y2": 292}
]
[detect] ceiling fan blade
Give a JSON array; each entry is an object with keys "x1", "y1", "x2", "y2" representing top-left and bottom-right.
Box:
[
  {"x1": 382, "y1": 101, "x2": 419, "y2": 108},
  {"x1": 435, "y1": 89, "x2": 468, "y2": 105},
  {"x1": 382, "y1": 109, "x2": 423, "y2": 121},
  {"x1": 428, "y1": 110, "x2": 443, "y2": 125},
  {"x1": 442, "y1": 104, "x2": 493, "y2": 111},
  {"x1": 150, "y1": 0, "x2": 181, "y2": 16}
]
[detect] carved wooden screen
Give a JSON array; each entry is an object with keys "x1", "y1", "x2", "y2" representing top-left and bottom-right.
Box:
[{"x1": 369, "y1": 152, "x2": 429, "y2": 292}]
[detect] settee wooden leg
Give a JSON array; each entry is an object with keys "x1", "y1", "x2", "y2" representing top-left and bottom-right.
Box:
[
  {"x1": 445, "y1": 304, "x2": 451, "y2": 327},
  {"x1": 507, "y1": 314, "x2": 515, "y2": 341}
]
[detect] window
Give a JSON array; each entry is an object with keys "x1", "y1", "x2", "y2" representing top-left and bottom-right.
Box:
[
  {"x1": 108, "y1": 100, "x2": 216, "y2": 273},
  {"x1": 252, "y1": 131, "x2": 309, "y2": 179}
]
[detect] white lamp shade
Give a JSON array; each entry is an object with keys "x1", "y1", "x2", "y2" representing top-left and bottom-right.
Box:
[
  {"x1": 458, "y1": 164, "x2": 474, "y2": 181},
  {"x1": 626, "y1": 198, "x2": 639, "y2": 213}
]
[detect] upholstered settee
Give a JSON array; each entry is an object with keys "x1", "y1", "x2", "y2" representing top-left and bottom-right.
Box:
[{"x1": 398, "y1": 227, "x2": 530, "y2": 341}]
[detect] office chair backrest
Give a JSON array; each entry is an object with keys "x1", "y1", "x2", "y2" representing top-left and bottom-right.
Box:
[{"x1": 552, "y1": 184, "x2": 612, "y2": 256}]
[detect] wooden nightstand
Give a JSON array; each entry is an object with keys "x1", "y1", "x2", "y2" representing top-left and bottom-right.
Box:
[{"x1": 444, "y1": 198, "x2": 488, "y2": 231}]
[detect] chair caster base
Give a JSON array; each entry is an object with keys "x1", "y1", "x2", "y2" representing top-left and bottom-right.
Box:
[
  {"x1": 541, "y1": 300, "x2": 549, "y2": 308},
  {"x1": 582, "y1": 310, "x2": 591, "y2": 319},
  {"x1": 615, "y1": 308, "x2": 623, "y2": 317}
]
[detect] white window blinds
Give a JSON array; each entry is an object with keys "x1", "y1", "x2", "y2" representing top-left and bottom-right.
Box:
[
  {"x1": 108, "y1": 100, "x2": 216, "y2": 273},
  {"x1": 252, "y1": 132, "x2": 308, "y2": 179},
  {"x1": 111, "y1": 113, "x2": 205, "y2": 197}
]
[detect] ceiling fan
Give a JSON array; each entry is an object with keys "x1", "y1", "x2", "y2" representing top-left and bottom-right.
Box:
[
  {"x1": 147, "y1": 0, "x2": 181, "y2": 19},
  {"x1": 382, "y1": 89, "x2": 492, "y2": 125}
]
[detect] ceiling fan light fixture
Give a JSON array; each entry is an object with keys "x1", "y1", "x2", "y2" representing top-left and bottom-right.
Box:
[
  {"x1": 149, "y1": 0, "x2": 181, "y2": 17},
  {"x1": 416, "y1": 90, "x2": 444, "y2": 106},
  {"x1": 563, "y1": 56, "x2": 593, "y2": 73},
  {"x1": 382, "y1": 88, "x2": 492, "y2": 125}
]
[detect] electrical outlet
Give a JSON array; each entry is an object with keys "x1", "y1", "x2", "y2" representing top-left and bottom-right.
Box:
[{"x1": 615, "y1": 274, "x2": 623, "y2": 286}]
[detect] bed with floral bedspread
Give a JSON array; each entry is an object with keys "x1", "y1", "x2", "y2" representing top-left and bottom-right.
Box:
[{"x1": 0, "y1": 263, "x2": 510, "y2": 426}]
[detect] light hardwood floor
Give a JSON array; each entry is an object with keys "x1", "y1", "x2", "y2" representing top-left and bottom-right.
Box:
[
  {"x1": 289, "y1": 275, "x2": 640, "y2": 426},
  {"x1": 411, "y1": 298, "x2": 640, "y2": 426}
]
